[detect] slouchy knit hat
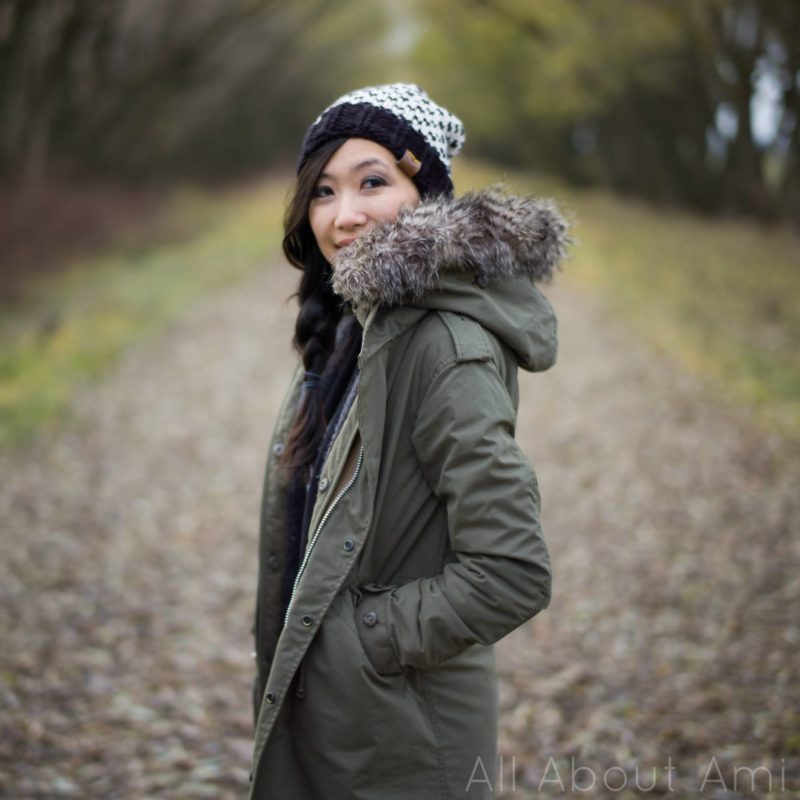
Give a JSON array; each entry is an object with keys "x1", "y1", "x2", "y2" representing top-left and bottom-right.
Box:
[{"x1": 297, "y1": 83, "x2": 465, "y2": 198}]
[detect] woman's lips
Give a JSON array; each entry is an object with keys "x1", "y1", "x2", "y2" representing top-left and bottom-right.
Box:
[{"x1": 335, "y1": 238, "x2": 356, "y2": 249}]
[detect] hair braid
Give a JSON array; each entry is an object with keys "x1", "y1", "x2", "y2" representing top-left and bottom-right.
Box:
[
  {"x1": 282, "y1": 265, "x2": 341, "y2": 474},
  {"x1": 278, "y1": 137, "x2": 348, "y2": 476}
]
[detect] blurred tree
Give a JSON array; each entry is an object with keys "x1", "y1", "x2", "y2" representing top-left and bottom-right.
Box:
[
  {"x1": 3, "y1": 0, "x2": 796, "y2": 220},
  {"x1": 0, "y1": 0, "x2": 392, "y2": 188},
  {"x1": 412, "y1": 0, "x2": 800, "y2": 221}
]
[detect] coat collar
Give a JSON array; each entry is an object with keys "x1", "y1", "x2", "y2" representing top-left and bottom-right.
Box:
[{"x1": 331, "y1": 186, "x2": 570, "y2": 316}]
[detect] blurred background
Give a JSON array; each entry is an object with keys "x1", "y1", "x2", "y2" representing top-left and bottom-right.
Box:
[
  {"x1": 1, "y1": 0, "x2": 798, "y2": 437},
  {"x1": 3, "y1": 0, "x2": 799, "y2": 211},
  {"x1": 1, "y1": 1, "x2": 799, "y2": 798}
]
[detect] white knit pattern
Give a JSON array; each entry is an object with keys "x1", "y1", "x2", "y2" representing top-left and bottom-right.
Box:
[{"x1": 317, "y1": 83, "x2": 465, "y2": 174}]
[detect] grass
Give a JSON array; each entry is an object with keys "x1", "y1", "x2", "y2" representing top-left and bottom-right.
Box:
[
  {"x1": 0, "y1": 175, "x2": 290, "y2": 444},
  {"x1": 1, "y1": 160, "x2": 798, "y2": 444},
  {"x1": 454, "y1": 160, "x2": 800, "y2": 438}
]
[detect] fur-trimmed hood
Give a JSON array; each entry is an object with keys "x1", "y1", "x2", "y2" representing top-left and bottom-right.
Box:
[{"x1": 332, "y1": 187, "x2": 570, "y2": 372}]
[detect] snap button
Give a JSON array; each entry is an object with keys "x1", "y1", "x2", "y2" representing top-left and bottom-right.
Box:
[
  {"x1": 273, "y1": 442, "x2": 284, "y2": 456},
  {"x1": 476, "y1": 274, "x2": 489, "y2": 288},
  {"x1": 343, "y1": 539, "x2": 355, "y2": 552},
  {"x1": 301, "y1": 614, "x2": 314, "y2": 626},
  {"x1": 267, "y1": 554, "x2": 280, "y2": 571},
  {"x1": 250, "y1": 651, "x2": 257, "y2": 659},
  {"x1": 265, "y1": 691, "x2": 277, "y2": 704},
  {"x1": 318, "y1": 477, "x2": 329, "y2": 492},
  {"x1": 363, "y1": 610, "x2": 378, "y2": 627}
]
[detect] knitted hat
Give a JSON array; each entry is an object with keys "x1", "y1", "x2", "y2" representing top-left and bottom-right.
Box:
[{"x1": 298, "y1": 83, "x2": 465, "y2": 198}]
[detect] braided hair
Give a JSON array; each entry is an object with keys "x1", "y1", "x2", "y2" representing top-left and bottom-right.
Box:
[{"x1": 280, "y1": 137, "x2": 348, "y2": 476}]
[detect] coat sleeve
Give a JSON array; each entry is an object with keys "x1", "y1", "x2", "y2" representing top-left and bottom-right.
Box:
[{"x1": 355, "y1": 356, "x2": 552, "y2": 674}]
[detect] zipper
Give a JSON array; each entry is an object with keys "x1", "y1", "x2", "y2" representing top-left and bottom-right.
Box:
[{"x1": 283, "y1": 445, "x2": 365, "y2": 628}]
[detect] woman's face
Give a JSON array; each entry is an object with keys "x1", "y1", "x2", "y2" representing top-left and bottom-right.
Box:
[{"x1": 308, "y1": 138, "x2": 421, "y2": 265}]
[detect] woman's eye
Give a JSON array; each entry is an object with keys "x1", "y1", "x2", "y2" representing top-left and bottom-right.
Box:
[
  {"x1": 362, "y1": 176, "x2": 387, "y2": 190},
  {"x1": 312, "y1": 185, "x2": 333, "y2": 199}
]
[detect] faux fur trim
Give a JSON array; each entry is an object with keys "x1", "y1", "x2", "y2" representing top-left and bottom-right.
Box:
[{"x1": 331, "y1": 187, "x2": 570, "y2": 310}]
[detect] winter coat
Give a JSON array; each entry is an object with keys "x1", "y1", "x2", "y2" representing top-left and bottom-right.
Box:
[{"x1": 250, "y1": 188, "x2": 569, "y2": 800}]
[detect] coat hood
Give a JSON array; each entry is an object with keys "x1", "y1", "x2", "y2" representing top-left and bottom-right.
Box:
[{"x1": 331, "y1": 187, "x2": 570, "y2": 371}]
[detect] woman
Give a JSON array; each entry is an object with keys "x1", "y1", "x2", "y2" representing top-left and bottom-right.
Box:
[{"x1": 250, "y1": 83, "x2": 568, "y2": 799}]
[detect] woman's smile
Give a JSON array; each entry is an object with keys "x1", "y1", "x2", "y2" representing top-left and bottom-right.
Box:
[{"x1": 308, "y1": 138, "x2": 420, "y2": 264}]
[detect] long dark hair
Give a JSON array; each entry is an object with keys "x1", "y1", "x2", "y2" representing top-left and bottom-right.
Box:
[{"x1": 280, "y1": 137, "x2": 349, "y2": 475}]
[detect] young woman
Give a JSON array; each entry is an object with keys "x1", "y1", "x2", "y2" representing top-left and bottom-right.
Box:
[{"x1": 250, "y1": 83, "x2": 568, "y2": 799}]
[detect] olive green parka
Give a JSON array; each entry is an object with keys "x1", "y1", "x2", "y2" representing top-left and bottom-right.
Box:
[{"x1": 250, "y1": 188, "x2": 568, "y2": 799}]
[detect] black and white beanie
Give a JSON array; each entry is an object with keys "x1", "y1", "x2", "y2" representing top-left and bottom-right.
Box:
[{"x1": 298, "y1": 83, "x2": 465, "y2": 198}]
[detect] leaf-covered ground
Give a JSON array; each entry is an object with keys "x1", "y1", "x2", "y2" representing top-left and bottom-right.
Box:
[{"x1": 1, "y1": 264, "x2": 798, "y2": 799}]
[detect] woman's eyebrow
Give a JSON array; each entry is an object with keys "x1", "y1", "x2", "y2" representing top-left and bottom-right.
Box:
[{"x1": 319, "y1": 158, "x2": 390, "y2": 180}]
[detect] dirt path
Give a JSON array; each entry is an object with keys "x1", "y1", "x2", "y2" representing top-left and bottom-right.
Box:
[{"x1": 1, "y1": 262, "x2": 798, "y2": 799}]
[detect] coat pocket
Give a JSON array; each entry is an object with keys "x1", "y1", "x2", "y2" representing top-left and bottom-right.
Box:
[
  {"x1": 342, "y1": 584, "x2": 405, "y2": 685},
  {"x1": 293, "y1": 585, "x2": 440, "y2": 791},
  {"x1": 351, "y1": 583, "x2": 408, "y2": 677}
]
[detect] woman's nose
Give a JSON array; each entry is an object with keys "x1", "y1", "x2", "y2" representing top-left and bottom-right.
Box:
[{"x1": 334, "y1": 194, "x2": 368, "y2": 229}]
